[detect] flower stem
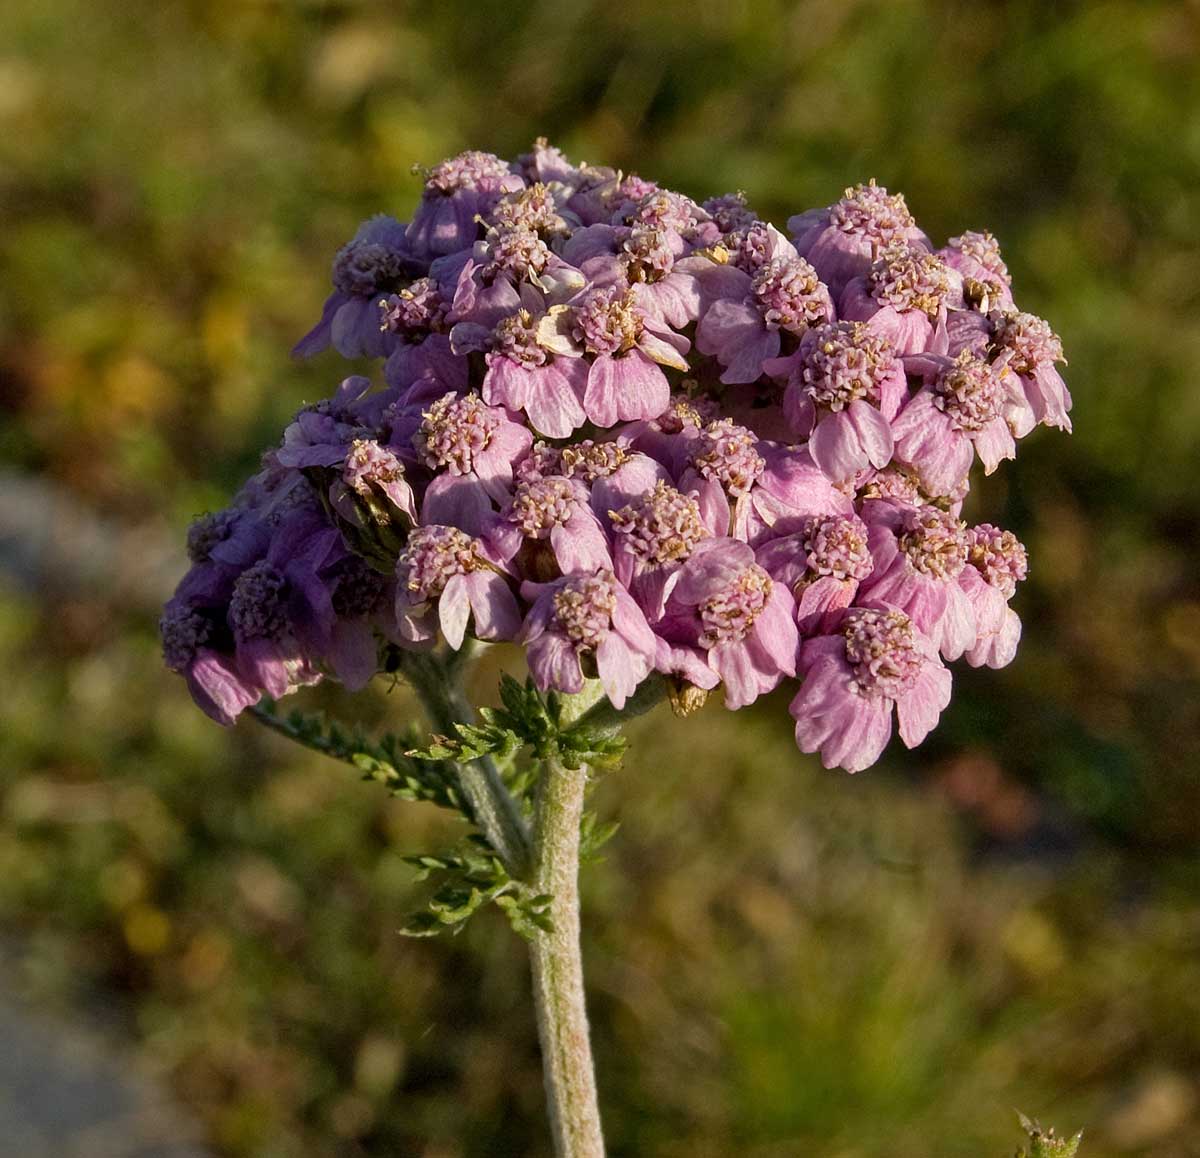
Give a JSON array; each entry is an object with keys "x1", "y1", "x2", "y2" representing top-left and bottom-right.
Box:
[
  {"x1": 528, "y1": 754, "x2": 605, "y2": 1157},
  {"x1": 401, "y1": 650, "x2": 532, "y2": 878}
]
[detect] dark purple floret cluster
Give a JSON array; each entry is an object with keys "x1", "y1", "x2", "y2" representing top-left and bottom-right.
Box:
[{"x1": 163, "y1": 144, "x2": 1070, "y2": 772}]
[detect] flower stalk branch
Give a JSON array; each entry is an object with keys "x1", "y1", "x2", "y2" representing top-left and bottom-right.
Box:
[{"x1": 399, "y1": 649, "x2": 533, "y2": 878}]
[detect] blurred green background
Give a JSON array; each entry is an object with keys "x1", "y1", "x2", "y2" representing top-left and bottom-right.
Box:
[{"x1": 1, "y1": 1, "x2": 1199, "y2": 1154}]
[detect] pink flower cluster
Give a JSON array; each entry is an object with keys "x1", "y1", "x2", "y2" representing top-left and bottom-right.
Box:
[{"x1": 162, "y1": 143, "x2": 1068, "y2": 773}]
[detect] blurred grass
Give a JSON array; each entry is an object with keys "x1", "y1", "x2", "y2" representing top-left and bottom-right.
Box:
[{"x1": 1, "y1": 0, "x2": 1199, "y2": 1154}]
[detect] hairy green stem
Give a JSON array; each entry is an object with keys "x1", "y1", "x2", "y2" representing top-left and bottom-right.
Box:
[
  {"x1": 401, "y1": 651, "x2": 532, "y2": 878},
  {"x1": 528, "y1": 754, "x2": 605, "y2": 1158},
  {"x1": 570, "y1": 672, "x2": 670, "y2": 735}
]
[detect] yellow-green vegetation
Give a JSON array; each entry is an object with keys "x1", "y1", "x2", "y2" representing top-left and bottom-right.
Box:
[
  {"x1": 1016, "y1": 1113, "x2": 1083, "y2": 1158},
  {"x1": 1, "y1": 1, "x2": 1198, "y2": 1155}
]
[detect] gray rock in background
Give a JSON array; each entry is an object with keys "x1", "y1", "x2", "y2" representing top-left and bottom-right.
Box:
[
  {"x1": 0, "y1": 994, "x2": 210, "y2": 1158},
  {"x1": 0, "y1": 477, "x2": 210, "y2": 1156}
]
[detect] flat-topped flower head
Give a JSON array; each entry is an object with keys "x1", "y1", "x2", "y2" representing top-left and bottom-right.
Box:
[
  {"x1": 798, "y1": 321, "x2": 892, "y2": 411},
  {"x1": 172, "y1": 142, "x2": 1072, "y2": 765},
  {"x1": 932, "y1": 351, "x2": 1006, "y2": 431},
  {"x1": 869, "y1": 244, "x2": 953, "y2": 319},
  {"x1": 827, "y1": 181, "x2": 917, "y2": 243},
  {"x1": 610, "y1": 481, "x2": 707, "y2": 570},
  {"x1": 688, "y1": 419, "x2": 765, "y2": 497},
  {"x1": 989, "y1": 310, "x2": 1065, "y2": 375},
  {"x1": 967, "y1": 524, "x2": 1028, "y2": 597},
  {"x1": 842, "y1": 607, "x2": 923, "y2": 699},
  {"x1": 803, "y1": 514, "x2": 874, "y2": 582},
  {"x1": 698, "y1": 562, "x2": 772, "y2": 647},
  {"x1": 752, "y1": 257, "x2": 831, "y2": 333},
  {"x1": 571, "y1": 286, "x2": 644, "y2": 356},
  {"x1": 898, "y1": 506, "x2": 969, "y2": 579},
  {"x1": 229, "y1": 560, "x2": 288, "y2": 643}
]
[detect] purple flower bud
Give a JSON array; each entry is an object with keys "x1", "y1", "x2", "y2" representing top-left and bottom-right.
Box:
[
  {"x1": 610, "y1": 481, "x2": 707, "y2": 571},
  {"x1": 842, "y1": 607, "x2": 925, "y2": 699},
  {"x1": 379, "y1": 278, "x2": 449, "y2": 336},
  {"x1": 160, "y1": 604, "x2": 212, "y2": 672},
  {"x1": 333, "y1": 240, "x2": 409, "y2": 297},
  {"x1": 696, "y1": 561, "x2": 773, "y2": 648},
  {"x1": 399, "y1": 524, "x2": 485, "y2": 601},
  {"x1": 703, "y1": 191, "x2": 758, "y2": 234},
  {"x1": 688, "y1": 419, "x2": 765, "y2": 497},
  {"x1": 987, "y1": 309, "x2": 1072, "y2": 433},
  {"x1": 186, "y1": 509, "x2": 240, "y2": 564},
  {"x1": 790, "y1": 181, "x2": 928, "y2": 296},
  {"x1": 751, "y1": 257, "x2": 831, "y2": 334},
  {"x1": 790, "y1": 605, "x2": 951, "y2": 773},
  {"x1": 967, "y1": 524, "x2": 1028, "y2": 597},
  {"x1": 897, "y1": 506, "x2": 969, "y2": 580},
  {"x1": 229, "y1": 560, "x2": 288, "y2": 643},
  {"x1": 491, "y1": 182, "x2": 574, "y2": 236},
  {"x1": 867, "y1": 244, "x2": 954, "y2": 319},
  {"x1": 571, "y1": 286, "x2": 644, "y2": 357},
  {"x1": 522, "y1": 570, "x2": 656, "y2": 708}
]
